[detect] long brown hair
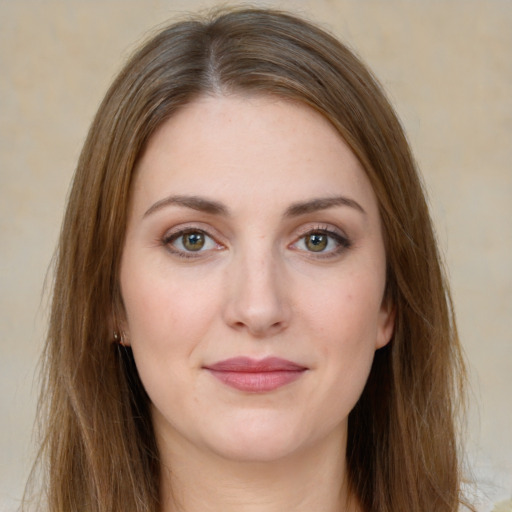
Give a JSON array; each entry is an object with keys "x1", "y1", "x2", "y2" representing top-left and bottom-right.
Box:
[{"x1": 26, "y1": 8, "x2": 472, "y2": 511}]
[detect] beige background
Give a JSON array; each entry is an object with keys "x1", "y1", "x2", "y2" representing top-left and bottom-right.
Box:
[{"x1": 1, "y1": 1, "x2": 511, "y2": 510}]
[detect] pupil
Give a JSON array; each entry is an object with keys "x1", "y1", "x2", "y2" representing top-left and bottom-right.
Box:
[
  {"x1": 183, "y1": 232, "x2": 205, "y2": 251},
  {"x1": 307, "y1": 234, "x2": 327, "y2": 252}
]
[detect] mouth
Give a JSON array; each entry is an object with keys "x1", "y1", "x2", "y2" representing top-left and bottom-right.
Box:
[{"x1": 203, "y1": 357, "x2": 308, "y2": 393}]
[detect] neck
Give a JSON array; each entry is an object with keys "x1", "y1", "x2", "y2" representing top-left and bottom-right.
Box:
[{"x1": 157, "y1": 428, "x2": 360, "y2": 512}]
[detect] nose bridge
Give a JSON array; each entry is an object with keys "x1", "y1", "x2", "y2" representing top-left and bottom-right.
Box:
[{"x1": 224, "y1": 237, "x2": 290, "y2": 336}]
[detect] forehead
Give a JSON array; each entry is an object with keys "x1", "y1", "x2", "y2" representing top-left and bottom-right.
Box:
[{"x1": 131, "y1": 94, "x2": 378, "y2": 217}]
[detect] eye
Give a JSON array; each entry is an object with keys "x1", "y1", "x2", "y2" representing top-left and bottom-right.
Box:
[
  {"x1": 163, "y1": 229, "x2": 220, "y2": 257},
  {"x1": 292, "y1": 229, "x2": 350, "y2": 256},
  {"x1": 303, "y1": 233, "x2": 330, "y2": 252}
]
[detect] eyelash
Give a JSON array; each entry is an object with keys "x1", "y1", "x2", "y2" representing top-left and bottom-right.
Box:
[
  {"x1": 161, "y1": 225, "x2": 351, "y2": 260},
  {"x1": 291, "y1": 226, "x2": 351, "y2": 259},
  {"x1": 162, "y1": 228, "x2": 223, "y2": 259}
]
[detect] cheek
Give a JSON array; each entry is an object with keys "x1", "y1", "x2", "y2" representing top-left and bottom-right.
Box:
[
  {"x1": 313, "y1": 294, "x2": 380, "y2": 383},
  {"x1": 303, "y1": 267, "x2": 385, "y2": 346},
  {"x1": 120, "y1": 266, "x2": 220, "y2": 408},
  {"x1": 119, "y1": 260, "x2": 229, "y2": 397},
  {"x1": 300, "y1": 267, "x2": 385, "y2": 393},
  {"x1": 121, "y1": 260, "x2": 222, "y2": 347}
]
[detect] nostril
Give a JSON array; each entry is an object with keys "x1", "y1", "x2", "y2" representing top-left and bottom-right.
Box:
[{"x1": 239, "y1": 318, "x2": 288, "y2": 337}]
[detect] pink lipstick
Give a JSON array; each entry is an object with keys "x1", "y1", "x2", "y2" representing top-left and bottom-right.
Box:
[{"x1": 204, "y1": 357, "x2": 307, "y2": 392}]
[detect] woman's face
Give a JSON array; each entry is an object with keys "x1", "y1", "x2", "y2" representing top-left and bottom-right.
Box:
[{"x1": 120, "y1": 95, "x2": 394, "y2": 463}]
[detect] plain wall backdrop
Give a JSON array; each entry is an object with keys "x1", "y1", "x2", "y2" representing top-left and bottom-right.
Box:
[{"x1": 1, "y1": 1, "x2": 511, "y2": 510}]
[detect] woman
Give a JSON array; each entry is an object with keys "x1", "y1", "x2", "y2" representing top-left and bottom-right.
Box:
[{"x1": 27, "y1": 7, "x2": 473, "y2": 512}]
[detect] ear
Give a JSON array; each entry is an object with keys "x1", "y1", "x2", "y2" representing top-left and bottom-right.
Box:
[
  {"x1": 110, "y1": 300, "x2": 131, "y2": 347},
  {"x1": 111, "y1": 325, "x2": 131, "y2": 346},
  {"x1": 114, "y1": 321, "x2": 131, "y2": 347},
  {"x1": 376, "y1": 297, "x2": 395, "y2": 349}
]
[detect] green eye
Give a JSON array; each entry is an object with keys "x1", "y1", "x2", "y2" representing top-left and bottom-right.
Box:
[
  {"x1": 164, "y1": 229, "x2": 218, "y2": 256},
  {"x1": 305, "y1": 233, "x2": 328, "y2": 252},
  {"x1": 182, "y1": 232, "x2": 205, "y2": 251},
  {"x1": 292, "y1": 229, "x2": 351, "y2": 257}
]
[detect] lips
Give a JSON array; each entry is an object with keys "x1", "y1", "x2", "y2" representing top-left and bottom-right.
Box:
[{"x1": 203, "y1": 357, "x2": 307, "y2": 392}]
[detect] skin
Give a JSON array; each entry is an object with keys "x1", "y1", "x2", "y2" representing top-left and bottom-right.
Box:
[{"x1": 120, "y1": 94, "x2": 395, "y2": 512}]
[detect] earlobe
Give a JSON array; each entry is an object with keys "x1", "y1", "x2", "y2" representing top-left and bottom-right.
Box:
[
  {"x1": 376, "y1": 300, "x2": 395, "y2": 349},
  {"x1": 111, "y1": 295, "x2": 131, "y2": 346},
  {"x1": 113, "y1": 330, "x2": 130, "y2": 346}
]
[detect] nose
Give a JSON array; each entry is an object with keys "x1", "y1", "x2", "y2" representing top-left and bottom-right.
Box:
[{"x1": 222, "y1": 249, "x2": 291, "y2": 338}]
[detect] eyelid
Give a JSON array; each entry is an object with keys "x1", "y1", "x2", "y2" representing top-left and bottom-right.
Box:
[
  {"x1": 293, "y1": 222, "x2": 347, "y2": 238},
  {"x1": 161, "y1": 224, "x2": 226, "y2": 258},
  {"x1": 290, "y1": 224, "x2": 351, "y2": 257},
  {"x1": 162, "y1": 222, "x2": 225, "y2": 242},
  {"x1": 159, "y1": 221, "x2": 351, "y2": 260}
]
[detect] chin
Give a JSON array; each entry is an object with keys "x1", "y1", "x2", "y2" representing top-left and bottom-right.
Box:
[
  {"x1": 200, "y1": 413, "x2": 321, "y2": 464},
  {"x1": 209, "y1": 435, "x2": 302, "y2": 464}
]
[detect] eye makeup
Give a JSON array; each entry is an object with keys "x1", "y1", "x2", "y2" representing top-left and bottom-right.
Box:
[
  {"x1": 159, "y1": 220, "x2": 352, "y2": 262},
  {"x1": 290, "y1": 224, "x2": 352, "y2": 260},
  {"x1": 161, "y1": 225, "x2": 225, "y2": 260}
]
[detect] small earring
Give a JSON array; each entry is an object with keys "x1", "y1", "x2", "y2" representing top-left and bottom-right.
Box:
[{"x1": 114, "y1": 331, "x2": 129, "y2": 346}]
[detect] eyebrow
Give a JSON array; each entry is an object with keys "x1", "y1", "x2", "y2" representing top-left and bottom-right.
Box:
[
  {"x1": 143, "y1": 195, "x2": 229, "y2": 218},
  {"x1": 143, "y1": 194, "x2": 365, "y2": 218},
  {"x1": 284, "y1": 196, "x2": 366, "y2": 217}
]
